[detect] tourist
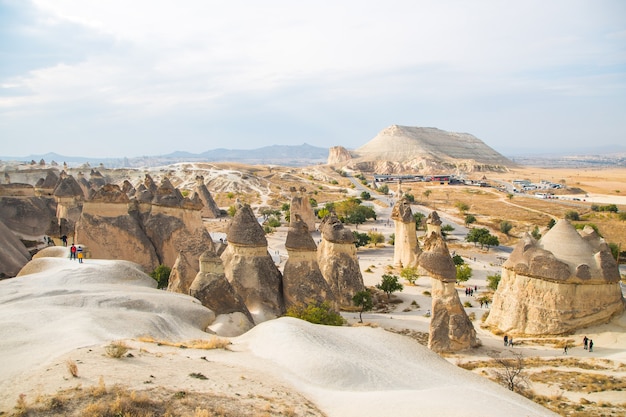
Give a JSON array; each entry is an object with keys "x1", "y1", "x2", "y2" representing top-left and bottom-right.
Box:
[
  {"x1": 509, "y1": 337, "x2": 514, "y2": 347},
  {"x1": 77, "y1": 246, "x2": 84, "y2": 264},
  {"x1": 504, "y1": 335, "x2": 508, "y2": 346},
  {"x1": 70, "y1": 243, "x2": 77, "y2": 260},
  {"x1": 589, "y1": 339, "x2": 594, "y2": 352},
  {"x1": 563, "y1": 344, "x2": 568, "y2": 355},
  {"x1": 583, "y1": 336, "x2": 588, "y2": 350},
  {"x1": 61, "y1": 235, "x2": 68, "y2": 246}
]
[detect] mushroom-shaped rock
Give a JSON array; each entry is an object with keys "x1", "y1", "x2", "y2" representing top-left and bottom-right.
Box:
[
  {"x1": 317, "y1": 214, "x2": 364, "y2": 308},
  {"x1": 391, "y1": 198, "x2": 421, "y2": 268}
]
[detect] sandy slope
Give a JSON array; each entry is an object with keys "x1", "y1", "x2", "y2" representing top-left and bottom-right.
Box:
[{"x1": 0, "y1": 252, "x2": 557, "y2": 416}]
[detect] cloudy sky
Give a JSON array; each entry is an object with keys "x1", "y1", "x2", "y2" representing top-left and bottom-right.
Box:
[{"x1": 1, "y1": 0, "x2": 625, "y2": 158}]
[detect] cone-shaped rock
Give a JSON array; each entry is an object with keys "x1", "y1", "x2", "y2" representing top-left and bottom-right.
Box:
[
  {"x1": 317, "y1": 214, "x2": 364, "y2": 308},
  {"x1": 283, "y1": 215, "x2": 335, "y2": 309},
  {"x1": 221, "y1": 204, "x2": 284, "y2": 323},
  {"x1": 189, "y1": 250, "x2": 253, "y2": 336},
  {"x1": 486, "y1": 219, "x2": 624, "y2": 335},
  {"x1": 194, "y1": 176, "x2": 220, "y2": 218}
]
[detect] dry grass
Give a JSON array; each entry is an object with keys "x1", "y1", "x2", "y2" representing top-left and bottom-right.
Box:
[
  {"x1": 105, "y1": 340, "x2": 130, "y2": 358},
  {"x1": 9, "y1": 384, "x2": 323, "y2": 417},
  {"x1": 65, "y1": 359, "x2": 78, "y2": 378},
  {"x1": 136, "y1": 336, "x2": 231, "y2": 350},
  {"x1": 529, "y1": 369, "x2": 626, "y2": 393}
]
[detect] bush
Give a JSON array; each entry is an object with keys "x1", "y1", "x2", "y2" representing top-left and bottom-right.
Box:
[
  {"x1": 456, "y1": 264, "x2": 473, "y2": 283},
  {"x1": 452, "y1": 254, "x2": 465, "y2": 265},
  {"x1": 105, "y1": 341, "x2": 130, "y2": 358},
  {"x1": 353, "y1": 231, "x2": 371, "y2": 247},
  {"x1": 286, "y1": 301, "x2": 345, "y2": 326},
  {"x1": 463, "y1": 301, "x2": 473, "y2": 308},
  {"x1": 266, "y1": 216, "x2": 281, "y2": 227},
  {"x1": 464, "y1": 214, "x2": 476, "y2": 226},
  {"x1": 368, "y1": 231, "x2": 385, "y2": 246},
  {"x1": 150, "y1": 265, "x2": 171, "y2": 289},
  {"x1": 400, "y1": 266, "x2": 420, "y2": 285},
  {"x1": 487, "y1": 273, "x2": 502, "y2": 291},
  {"x1": 565, "y1": 210, "x2": 580, "y2": 221},
  {"x1": 500, "y1": 220, "x2": 513, "y2": 235}
]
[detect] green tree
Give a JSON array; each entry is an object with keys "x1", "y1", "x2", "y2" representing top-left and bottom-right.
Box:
[
  {"x1": 413, "y1": 212, "x2": 425, "y2": 230},
  {"x1": 353, "y1": 231, "x2": 371, "y2": 247},
  {"x1": 376, "y1": 274, "x2": 403, "y2": 301},
  {"x1": 266, "y1": 216, "x2": 281, "y2": 227},
  {"x1": 309, "y1": 197, "x2": 318, "y2": 208},
  {"x1": 150, "y1": 265, "x2": 171, "y2": 289},
  {"x1": 481, "y1": 234, "x2": 500, "y2": 250},
  {"x1": 500, "y1": 220, "x2": 513, "y2": 235},
  {"x1": 455, "y1": 201, "x2": 470, "y2": 214},
  {"x1": 281, "y1": 203, "x2": 290, "y2": 212},
  {"x1": 452, "y1": 254, "x2": 465, "y2": 265},
  {"x1": 404, "y1": 193, "x2": 415, "y2": 203},
  {"x1": 547, "y1": 218, "x2": 556, "y2": 229},
  {"x1": 353, "y1": 290, "x2": 373, "y2": 323},
  {"x1": 456, "y1": 264, "x2": 473, "y2": 283},
  {"x1": 464, "y1": 214, "x2": 476, "y2": 226},
  {"x1": 368, "y1": 231, "x2": 385, "y2": 247},
  {"x1": 400, "y1": 266, "x2": 420, "y2": 285},
  {"x1": 487, "y1": 273, "x2": 501, "y2": 291},
  {"x1": 360, "y1": 191, "x2": 371, "y2": 200},
  {"x1": 378, "y1": 184, "x2": 389, "y2": 195},
  {"x1": 388, "y1": 233, "x2": 395, "y2": 245},
  {"x1": 530, "y1": 226, "x2": 541, "y2": 240},
  {"x1": 286, "y1": 301, "x2": 345, "y2": 326},
  {"x1": 565, "y1": 210, "x2": 580, "y2": 221}
]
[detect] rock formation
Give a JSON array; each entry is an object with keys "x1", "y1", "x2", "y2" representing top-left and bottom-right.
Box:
[
  {"x1": 420, "y1": 230, "x2": 477, "y2": 352},
  {"x1": 317, "y1": 213, "x2": 365, "y2": 308},
  {"x1": 53, "y1": 173, "x2": 85, "y2": 237},
  {"x1": 327, "y1": 146, "x2": 353, "y2": 165},
  {"x1": 221, "y1": 204, "x2": 285, "y2": 323},
  {"x1": 0, "y1": 219, "x2": 31, "y2": 278},
  {"x1": 194, "y1": 175, "x2": 221, "y2": 218},
  {"x1": 328, "y1": 125, "x2": 514, "y2": 174},
  {"x1": 425, "y1": 211, "x2": 442, "y2": 237},
  {"x1": 289, "y1": 187, "x2": 316, "y2": 231},
  {"x1": 75, "y1": 184, "x2": 160, "y2": 272},
  {"x1": 391, "y1": 198, "x2": 421, "y2": 268},
  {"x1": 485, "y1": 219, "x2": 625, "y2": 335},
  {"x1": 283, "y1": 215, "x2": 335, "y2": 309},
  {"x1": 189, "y1": 250, "x2": 253, "y2": 336}
]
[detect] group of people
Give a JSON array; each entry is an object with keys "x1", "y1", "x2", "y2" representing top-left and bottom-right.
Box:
[
  {"x1": 69, "y1": 243, "x2": 84, "y2": 263},
  {"x1": 465, "y1": 286, "x2": 477, "y2": 297},
  {"x1": 503, "y1": 335, "x2": 514, "y2": 347},
  {"x1": 583, "y1": 336, "x2": 594, "y2": 352}
]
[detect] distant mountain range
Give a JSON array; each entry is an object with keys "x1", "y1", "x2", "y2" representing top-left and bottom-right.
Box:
[
  {"x1": 0, "y1": 143, "x2": 330, "y2": 168},
  {"x1": 2, "y1": 139, "x2": 624, "y2": 169}
]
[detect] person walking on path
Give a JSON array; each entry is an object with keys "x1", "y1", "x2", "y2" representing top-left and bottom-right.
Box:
[
  {"x1": 589, "y1": 339, "x2": 594, "y2": 352},
  {"x1": 70, "y1": 243, "x2": 77, "y2": 260},
  {"x1": 61, "y1": 235, "x2": 67, "y2": 247},
  {"x1": 583, "y1": 336, "x2": 588, "y2": 350},
  {"x1": 508, "y1": 337, "x2": 514, "y2": 347},
  {"x1": 563, "y1": 344, "x2": 568, "y2": 355},
  {"x1": 77, "y1": 246, "x2": 84, "y2": 264},
  {"x1": 504, "y1": 335, "x2": 508, "y2": 346}
]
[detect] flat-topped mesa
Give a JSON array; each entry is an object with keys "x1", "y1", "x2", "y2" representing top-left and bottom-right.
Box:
[
  {"x1": 317, "y1": 213, "x2": 364, "y2": 308},
  {"x1": 283, "y1": 215, "x2": 336, "y2": 309},
  {"x1": 289, "y1": 187, "x2": 316, "y2": 231},
  {"x1": 391, "y1": 198, "x2": 421, "y2": 268},
  {"x1": 194, "y1": 175, "x2": 221, "y2": 218},
  {"x1": 420, "y1": 232, "x2": 478, "y2": 352},
  {"x1": 425, "y1": 211, "x2": 442, "y2": 237},
  {"x1": 189, "y1": 250, "x2": 254, "y2": 336},
  {"x1": 486, "y1": 219, "x2": 625, "y2": 336},
  {"x1": 221, "y1": 204, "x2": 284, "y2": 323}
]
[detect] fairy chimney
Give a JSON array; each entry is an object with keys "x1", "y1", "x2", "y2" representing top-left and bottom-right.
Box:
[
  {"x1": 283, "y1": 215, "x2": 336, "y2": 309},
  {"x1": 317, "y1": 213, "x2": 365, "y2": 308},
  {"x1": 420, "y1": 232, "x2": 478, "y2": 352},
  {"x1": 221, "y1": 204, "x2": 285, "y2": 323},
  {"x1": 290, "y1": 188, "x2": 316, "y2": 231},
  {"x1": 194, "y1": 176, "x2": 221, "y2": 218},
  {"x1": 391, "y1": 197, "x2": 421, "y2": 268},
  {"x1": 485, "y1": 219, "x2": 625, "y2": 335}
]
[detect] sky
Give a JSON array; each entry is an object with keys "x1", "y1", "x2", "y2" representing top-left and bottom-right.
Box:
[{"x1": 0, "y1": 0, "x2": 625, "y2": 158}]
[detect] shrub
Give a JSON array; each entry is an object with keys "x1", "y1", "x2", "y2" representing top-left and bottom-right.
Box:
[
  {"x1": 368, "y1": 231, "x2": 385, "y2": 247},
  {"x1": 422, "y1": 290, "x2": 431, "y2": 297},
  {"x1": 360, "y1": 191, "x2": 371, "y2": 200},
  {"x1": 105, "y1": 341, "x2": 129, "y2": 358},
  {"x1": 452, "y1": 254, "x2": 465, "y2": 265},
  {"x1": 400, "y1": 266, "x2": 420, "y2": 285},
  {"x1": 353, "y1": 231, "x2": 371, "y2": 247},
  {"x1": 565, "y1": 210, "x2": 580, "y2": 221},
  {"x1": 463, "y1": 301, "x2": 473, "y2": 308},
  {"x1": 388, "y1": 233, "x2": 395, "y2": 245},
  {"x1": 464, "y1": 214, "x2": 476, "y2": 226},
  {"x1": 150, "y1": 265, "x2": 171, "y2": 289},
  {"x1": 66, "y1": 360, "x2": 78, "y2": 378},
  {"x1": 487, "y1": 273, "x2": 501, "y2": 291},
  {"x1": 500, "y1": 220, "x2": 513, "y2": 235},
  {"x1": 286, "y1": 301, "x2": 345, "y2": 326},
  {"x1": 404, "y1": 193, "x2": 415, "y2": 202},
  {"x1": 266, "y1": 216, "x2": 281, "y2": 227},
  {"x1": 456, "y1": 264, "x2": 473, "y2": 283}
]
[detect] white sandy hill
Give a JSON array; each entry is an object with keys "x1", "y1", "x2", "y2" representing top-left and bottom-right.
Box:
[{"x1": 0, "y1": 254, "x2": 556, "y2": 417}]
